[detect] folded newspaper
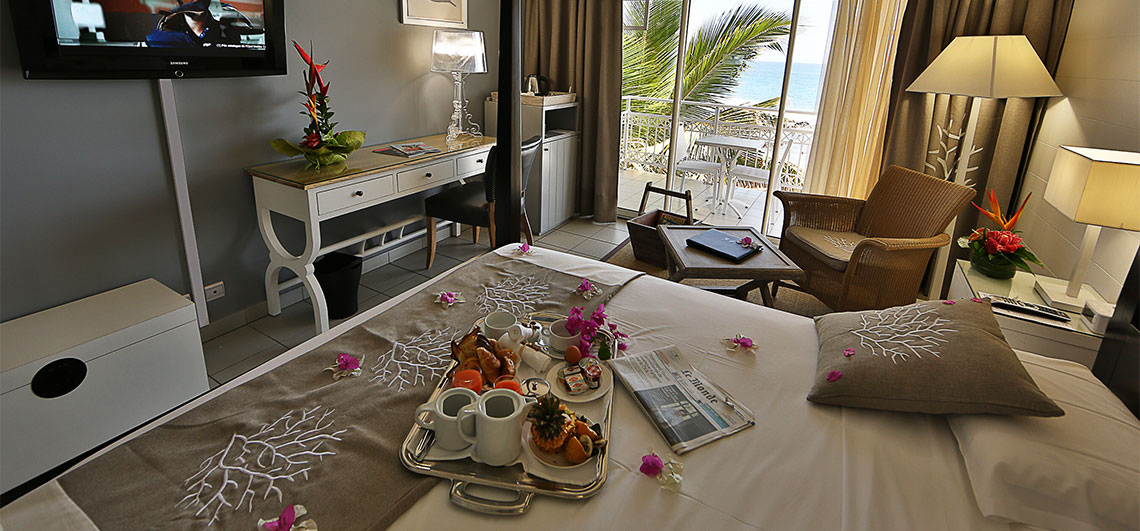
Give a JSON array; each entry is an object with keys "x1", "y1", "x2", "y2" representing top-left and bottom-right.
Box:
[{"x1": 610, "y1": 346, "x2": 755, "y2": 454}]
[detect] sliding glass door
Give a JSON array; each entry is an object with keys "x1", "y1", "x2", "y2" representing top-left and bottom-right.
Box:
[{"x1": 618, "y1": 0, "x2": 837, "y2": 238}]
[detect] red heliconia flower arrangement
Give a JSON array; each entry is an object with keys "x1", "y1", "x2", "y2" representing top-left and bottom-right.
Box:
[
  {"x1": 957, "y1": 188, "x2": 1044, "y2": 273},
  {"x1": 271, "y1": 41, "x2": 365, "y2": 169}
]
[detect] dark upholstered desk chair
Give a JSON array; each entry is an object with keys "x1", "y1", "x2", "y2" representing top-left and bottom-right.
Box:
[
  {"x1": 424, "y1": 135, "x2": 543, "y2": 268},
  {"x1": 773, "y1": 165, "x2": 975, "y2": 311}
]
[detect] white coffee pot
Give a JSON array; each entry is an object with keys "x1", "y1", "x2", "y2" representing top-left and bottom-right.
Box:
[{"x1": 457, "y1": 389, "x2": 537, "y2": 466}]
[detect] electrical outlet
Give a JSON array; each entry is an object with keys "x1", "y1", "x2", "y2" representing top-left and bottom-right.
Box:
[{"x1": 204, "y1": 281, "x2": 225, "y2": 302}]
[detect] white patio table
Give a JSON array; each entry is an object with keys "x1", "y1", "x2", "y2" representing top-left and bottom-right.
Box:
[{"x1": 693, "y1": 134, "x2": 766, "y2": 218}]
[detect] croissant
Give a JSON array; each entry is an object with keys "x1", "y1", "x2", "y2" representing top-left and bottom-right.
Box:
[
  {"x1": 499, "y1": 355, "x2": 517, "y2": 379},
  {"x1": 476, "y1": 346, "x2": 501, "y2": 383}
]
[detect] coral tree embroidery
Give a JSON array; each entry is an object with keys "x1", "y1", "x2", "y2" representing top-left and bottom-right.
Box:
[{"x1": 850, "y1": 303, "x2": 956, "y2": 364}]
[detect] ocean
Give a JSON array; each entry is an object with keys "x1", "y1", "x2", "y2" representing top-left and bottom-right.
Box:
[{"x1": 727, "y1": 61, "x2": 823, "y2": 114}]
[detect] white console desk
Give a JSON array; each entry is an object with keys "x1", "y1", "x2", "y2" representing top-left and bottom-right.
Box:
[{"x1": 247, "y1": 134, "x2": 495, "y2": 333}]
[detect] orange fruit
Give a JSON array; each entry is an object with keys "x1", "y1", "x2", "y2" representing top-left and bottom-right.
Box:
[
  {"x1": 575, "y1": 420, "x2": 598, "y2": 440},
  {"x1": 563, "y1": 434, "x2": 589, "y2": 464},
  {"x1": 564, "y1": 345, "x2": 582, "y2": 365}
]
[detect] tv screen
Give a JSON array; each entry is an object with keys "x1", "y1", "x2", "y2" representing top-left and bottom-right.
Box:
[{"x1": 9, "y1": 0, "x2": 287, "y2": 79}]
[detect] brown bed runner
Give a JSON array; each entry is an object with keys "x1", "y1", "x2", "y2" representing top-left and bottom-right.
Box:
[{"x1": 58, "y1": 252, "x2": 634, "y2": 529}]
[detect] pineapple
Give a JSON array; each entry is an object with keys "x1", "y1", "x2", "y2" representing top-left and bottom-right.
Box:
[{"x1": 529, "y1": 394, "x2": 575, "y2": 454}]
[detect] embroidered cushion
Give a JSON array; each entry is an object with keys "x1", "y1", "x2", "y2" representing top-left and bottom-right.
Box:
[
  {"x1": 783, "y1": 226, "x2": 866, "y2": 271},
  {"x1": 807, "y1": 299, "x2": 1064, "y2": 416}
]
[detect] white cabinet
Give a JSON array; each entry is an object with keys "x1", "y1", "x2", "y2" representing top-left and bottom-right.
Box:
[
  {"x1": 528, "y1": 133, "x2": 580, "y2": 234},
  {"x1": 0, "y1": 279, "x2": 208, "y2": 493}
]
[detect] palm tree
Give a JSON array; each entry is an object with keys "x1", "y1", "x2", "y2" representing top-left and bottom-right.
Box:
[{"x1": 622, "y1": 1, "x2": 792, "y2": 115}]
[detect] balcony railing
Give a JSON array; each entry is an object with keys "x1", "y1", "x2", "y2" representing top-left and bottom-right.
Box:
[{"x1": 619, "y1": 95, "x2": 816, "y2": 193}]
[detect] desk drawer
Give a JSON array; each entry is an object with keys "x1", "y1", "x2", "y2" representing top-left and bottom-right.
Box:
[
  {"x1": 316, "y1": 175, "x2": 395, "y2": 215},
  {"x1": 457, "y1": 151, "x2": 490, "y2": 176},
  {"x1": 397, "y1": 160, "x2": 455, "y2": 192}
]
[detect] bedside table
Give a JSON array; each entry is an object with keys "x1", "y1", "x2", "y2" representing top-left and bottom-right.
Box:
[{"x1": 948, "y1": 259, "x2": 1106, "y2": 368}]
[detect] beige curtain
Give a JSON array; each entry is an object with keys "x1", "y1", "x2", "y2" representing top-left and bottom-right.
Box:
[
  {"x1": 803, "y1": 0, "x2": 909, "y2": 199},
  {"x1": 880, "y1": 0, "x2": 1073, "y2": 295},
  {"x1": 523, "y1": 0, "x2": 622, "y2": 222}
]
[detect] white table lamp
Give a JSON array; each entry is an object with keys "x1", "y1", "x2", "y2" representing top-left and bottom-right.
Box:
[
  {"x1": 906, "y1": 35, "x2": 1062, "y2": 297},
  {"x1": 1035, "y1": 146, "x2": 1140, "y2": 311},
  {"x1": 431, "y1": 30, "x2": 487, "y2": 143}
]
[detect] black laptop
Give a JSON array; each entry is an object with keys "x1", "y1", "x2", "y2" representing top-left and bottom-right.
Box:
[{"x1": 685, "y1": 229, "x2": 762, "y2": 263}]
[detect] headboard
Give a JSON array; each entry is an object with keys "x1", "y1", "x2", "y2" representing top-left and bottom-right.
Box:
[{"x1": 1092, "y1": 249, "x2": 1139, "y2": 418}]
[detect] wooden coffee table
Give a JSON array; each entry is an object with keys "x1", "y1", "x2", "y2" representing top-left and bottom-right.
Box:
[{"x1": 657, "y1": 225, "x2": 803, "y2": 306}]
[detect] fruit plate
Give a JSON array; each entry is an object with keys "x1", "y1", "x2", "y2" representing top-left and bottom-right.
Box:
[
  {"x1": 546, "y1": 362, "x2": 613, "y2": 403},
  {"x1": 524, "y1": 421, "x2": 596, "y2": 469}
]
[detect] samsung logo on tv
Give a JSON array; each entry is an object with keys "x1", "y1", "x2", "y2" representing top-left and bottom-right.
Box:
[{"x1": 169, "y1": 61, "x2": 190, "y2": 66}]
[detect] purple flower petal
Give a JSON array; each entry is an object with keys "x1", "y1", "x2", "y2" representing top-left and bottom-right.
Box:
[
  {"x1": 843, "y1": 348, "x2": 855, "y2": 357},
  {"x1": 826, "y1": 370, "x2": 843, "y2": 382},
  {"x1": 640, "y1": 453, "x2": 664, "y2": 476},
  {"x1": 942, "y1": 300, "x2": 956, "y2": 305},
  {"x1": 737, "y1": 337, "x2": 754, "y2": 349},
  {"x1": 970, "y1": 297, "x2": 984, "y2": 303},
  {"x1": 336, "y1": 353, "x2": 360, "y2": 371}
]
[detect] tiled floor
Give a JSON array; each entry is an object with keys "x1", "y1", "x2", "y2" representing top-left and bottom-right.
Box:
[
  {"x1": 618, "y1": 168, "x2": 786, "y2": 234},
  {"x1": 200, "y1": 219, "x2": 629, "y2": 387}
]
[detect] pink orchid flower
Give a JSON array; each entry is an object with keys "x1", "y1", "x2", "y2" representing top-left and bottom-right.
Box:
[
  {"x1": 740, "y1": 237, "x2": 753, "y2": 246},
  {"x1": 970, "y1": 297, "x2": 984, "y2": 303},
  {"x1": 618, "y1": 342, "x2": 628, "y2": 351},
  {"x1": 262, "y1": 505, "x2": 295, "y2": 531},
  {"x1": 336, "y1": 353, "x2": 360, "y2": 371},
  {"x1": 640, "y1": 453, "x2": 664, "y2": 476},
  {"x1": 733, "y1": 336, "x2": 754, "y2": 349},
  {"x1": 942, "y1": 300, "x2": 956, "y2": 305},
  {"x1": 843, "y1": 348, "x2": 855, "y2": 357},
  {"x1": 826, "y1": 370, "x2": 843, "y2": 382},
  {"x1": 441, "y1": 292, "x2": 456, "y2": 304},
  {"x1": 578, "y1": 278, "x2": 594, "y2": 292},
  {"x1": 518, "y1": 243, "x2": 531, "y2": 254}
]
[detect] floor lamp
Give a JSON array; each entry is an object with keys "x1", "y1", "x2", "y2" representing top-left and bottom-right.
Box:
[{"x1": 906, "y1": 35, "x2": 1062, "y2": 298}]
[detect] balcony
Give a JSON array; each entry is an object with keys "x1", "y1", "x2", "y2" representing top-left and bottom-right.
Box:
[{"x1": 618, "y1": 95, "x2": 816, "y2": 237}]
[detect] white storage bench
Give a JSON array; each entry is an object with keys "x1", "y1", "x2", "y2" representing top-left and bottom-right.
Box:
[{"x1": 0, "y1": 279, "x2": 208, "y2": 493}]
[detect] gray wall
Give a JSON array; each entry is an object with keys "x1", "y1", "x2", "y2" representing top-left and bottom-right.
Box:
[{"x1": 0, "y1": 0, "x2": 500, "y2": 322}]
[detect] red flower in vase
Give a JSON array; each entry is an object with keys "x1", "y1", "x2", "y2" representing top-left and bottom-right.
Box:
[
  {"x1": 299, "y1": 133, "x2": 322, "y2": 149},
  {"x1": 983, "y1": 230, "x2": 1023, "y2": 255}
]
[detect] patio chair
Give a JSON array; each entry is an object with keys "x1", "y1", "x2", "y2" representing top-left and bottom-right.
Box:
[
  {"x1": 772, "y1": 165, "x2": 975, "y2": 311},
  {"x1": 672, "y1": 127, "x2": 721, "y2": 193},
  {"x1": 725, "y1": 138, "x2": 792, "y2": 212}
]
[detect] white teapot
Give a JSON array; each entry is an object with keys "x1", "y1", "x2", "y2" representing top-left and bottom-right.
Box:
[{"x1": 457, "y1": 389, "x2": 537, "y2": 466}]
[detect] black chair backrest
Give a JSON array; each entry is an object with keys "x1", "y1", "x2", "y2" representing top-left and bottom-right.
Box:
[{"x1": 484, "y1": 135, "x2": 544, "y2": 203}]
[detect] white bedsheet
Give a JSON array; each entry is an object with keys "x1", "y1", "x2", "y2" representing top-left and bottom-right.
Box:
[{"x1": 1, "y1": 246, "x2": 1061, "y2": 530}]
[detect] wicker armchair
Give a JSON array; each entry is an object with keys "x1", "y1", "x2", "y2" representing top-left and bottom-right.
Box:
[{"x1": 773, "y1": 165, "x2": 975, "y2": 311}]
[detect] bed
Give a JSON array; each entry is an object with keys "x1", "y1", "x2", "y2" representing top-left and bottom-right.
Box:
[{"x1": 1, "y1": 246, "x2": 1136, "y2": 530}]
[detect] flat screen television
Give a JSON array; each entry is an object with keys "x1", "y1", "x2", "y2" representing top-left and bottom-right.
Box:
[{"x1": 9, "y1": 0, "x2": 287, "y2": 79}]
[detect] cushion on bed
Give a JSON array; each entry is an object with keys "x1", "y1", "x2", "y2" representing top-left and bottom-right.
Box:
[
  {"x1": 807, "y1": 299, "x2": 1064, "y2": 416},
  {"x1": 948, "y1": 352, "x2": 1140, "y2": 531}
]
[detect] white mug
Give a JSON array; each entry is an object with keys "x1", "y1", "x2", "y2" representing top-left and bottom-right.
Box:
[
  {"x1": 457, "y1": 389, "x2": 537, "y2": 466},
  {"x1": 415, "y1": 387, "x2": 479, "y2": 451},
  {"x1": 483, "y1": 311, "x2": 517, "y2": 340},
  {"x1": 546, "y1": 318, "x2": 581, "y2": 352}
]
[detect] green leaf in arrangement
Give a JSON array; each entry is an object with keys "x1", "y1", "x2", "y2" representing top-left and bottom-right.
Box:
[
  {"x1": 270, "y1": 138, "x2": 304, "y2": 157},
  {"x1": 333, "y1": 130, "x2": 366, "y2": 151}
]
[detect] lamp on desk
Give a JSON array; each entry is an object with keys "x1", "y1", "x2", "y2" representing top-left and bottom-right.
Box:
[
  {"x1": 431, "y1": 29, "x2": 487, "y2": 144},
  {"x1": 906, "y1": 35, "x2": 1062, "y2": 297},
  {"x1": 1035, "y1": 146, "x2": 1140, "y2": 311}
]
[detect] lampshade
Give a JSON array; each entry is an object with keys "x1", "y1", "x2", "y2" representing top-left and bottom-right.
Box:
[
  {"x1": 907, "y1": 35, "x2": 1061, "y2": 98},
  {"x1": 1043, "y1": 146, "x2": 1140, "y2": 231},
  {"x1": 430, "y1": 30, "x2": 486, "y2": 74}
]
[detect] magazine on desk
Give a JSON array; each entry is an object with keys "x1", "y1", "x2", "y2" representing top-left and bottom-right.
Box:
[
  {"x1": 609, "y1": 345, "x2": 755, "y2": 454},
  {"x1": 374, "y1": 142, "x2": 442, "y2": 157}
]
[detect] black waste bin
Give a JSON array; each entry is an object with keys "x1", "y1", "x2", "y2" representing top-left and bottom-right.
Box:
[{"x1": 314, "y1": 252, "x2": 363, "y2": 319}]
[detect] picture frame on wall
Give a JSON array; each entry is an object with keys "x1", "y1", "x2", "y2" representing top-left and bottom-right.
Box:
[{"x1": 401, "y1": 0, "x2": 468, "y2": 29}]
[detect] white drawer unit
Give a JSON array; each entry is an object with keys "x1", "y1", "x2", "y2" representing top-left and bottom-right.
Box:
[
  {"x1": 456, "y1": 151, "x2": 490, "y2": 176},
  {"x1": 315, "y1": 174, "x2": 396, "y2": 215},
  {"x1": 0, "y1": 279, "x2": 208, "y2": 493},
  {"x1": 397, "y1": 160, "x2": 456, "y2": 193}
]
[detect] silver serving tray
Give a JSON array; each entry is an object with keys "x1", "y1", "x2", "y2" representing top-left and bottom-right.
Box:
[{"x1": 399, "y1": 312, "x2": 614, "y2": 515}]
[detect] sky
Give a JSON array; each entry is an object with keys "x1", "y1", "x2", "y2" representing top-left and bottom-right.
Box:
[{"x1": 686, "y1": 0, "x2": 837, "y2": 64}]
